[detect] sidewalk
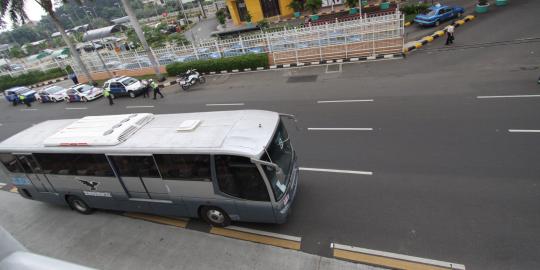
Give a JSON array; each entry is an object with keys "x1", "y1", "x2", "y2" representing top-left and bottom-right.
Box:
[{"x1": 0, "y1": 192, "x2": 383, "y2": 270}]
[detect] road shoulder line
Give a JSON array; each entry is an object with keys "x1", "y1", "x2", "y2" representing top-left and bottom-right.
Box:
[{"x1": 210, "y1": 226, "x2": 301, "y2": 250}]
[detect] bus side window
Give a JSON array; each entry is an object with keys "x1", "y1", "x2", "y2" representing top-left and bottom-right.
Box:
[
  {"x1": 215, "y1": 155, "x2": 270, "y2": 202},
  {"x1": 154, "y1": 154, "x2": 210, "y2": 181},
  {"x1": 34, "y1": 153, "x2": 114, "y2": 177},
  {"x1": 0, "y1": 153, "x2": 24, "y2": 173}
]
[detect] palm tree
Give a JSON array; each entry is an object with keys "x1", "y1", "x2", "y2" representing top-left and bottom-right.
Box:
[
  {"x1": 120, "y1": 0, "x2": 162, "y2": 80},
  {"x1": 0, "y1": 0, "x2": 96, "y2": 85}
]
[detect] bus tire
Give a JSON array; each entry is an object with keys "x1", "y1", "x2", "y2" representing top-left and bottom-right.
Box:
[
  {"x1": 67, "y1": 195, "x2": 94, "y2": 215},
  {"x1": 201, "y1": 206, "x2": 230, "y2": 227}
]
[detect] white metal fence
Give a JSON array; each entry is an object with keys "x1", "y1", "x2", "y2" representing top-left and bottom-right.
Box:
[{"x1": 71, "y1": 11, "x2": 404, "y2": 75}]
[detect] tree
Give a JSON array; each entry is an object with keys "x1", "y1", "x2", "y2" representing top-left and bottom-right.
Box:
[
  {"x1": 120, "y1": 0, "x2": 163, "y2": 80},
  {"x1": 0, "y1": 0, "x2": 96, "y2": 85},
  {"x1": 9, "y1": 47, "x2": 25, "y2": 58}
]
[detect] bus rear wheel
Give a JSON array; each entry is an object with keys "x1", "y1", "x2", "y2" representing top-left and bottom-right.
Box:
[
  {"x1": 67, "y1": 196, "x2": 94, "y2": 215},
  {"x1": 201, "y1": 206, "x2": 230, "y2": 227}
]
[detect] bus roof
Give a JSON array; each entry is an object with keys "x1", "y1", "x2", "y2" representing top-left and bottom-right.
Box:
[{"x1": 0, "y1": 110, "x2": 280, "y2": 158}]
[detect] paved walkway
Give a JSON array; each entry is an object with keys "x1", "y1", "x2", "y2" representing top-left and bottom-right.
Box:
[
  {"x1": 0, "y1": 192, "x2": 383, "y2": 270},
  {"x1": 185, "y1": 15, "x2": 219, "y2": 43}
]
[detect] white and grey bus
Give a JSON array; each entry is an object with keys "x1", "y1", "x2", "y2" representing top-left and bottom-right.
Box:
[{"x1": 0, "y1": 110, "x2": 298, "y2": 226}]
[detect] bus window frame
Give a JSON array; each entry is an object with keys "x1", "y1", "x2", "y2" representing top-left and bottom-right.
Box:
[{"x1": 210, "y1": 155, "x2": 277, "y2": 204}]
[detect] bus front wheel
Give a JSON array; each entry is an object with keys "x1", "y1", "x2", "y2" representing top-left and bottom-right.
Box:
[
  {"x1": 201, "y1": 206, "x2": 230, "y2": 227},
  {"x1": 67, "y1": 196, "x2": 94, "y2": 215}
]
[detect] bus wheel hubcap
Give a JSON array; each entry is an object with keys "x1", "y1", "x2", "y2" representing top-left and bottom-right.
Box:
[{"x1": 208, "y1": 210, "x2": 224, "y2": 224}]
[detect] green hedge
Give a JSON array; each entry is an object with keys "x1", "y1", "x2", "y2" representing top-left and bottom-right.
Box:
[
  {"x1": 0, "y1": 66, "x2": 73, "y2": 91},
  {"x1": 166, "y1": 54, "x2": 269, "y2": 76}
]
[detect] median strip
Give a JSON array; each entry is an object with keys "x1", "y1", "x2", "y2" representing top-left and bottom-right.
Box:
[
  {"x1": 210, "y1": 226, "x2": 301, "y2": 250},
  {"x1": 123, "y1": 213, "x2": 189, "y2": 228},
  {"x1": 404, "y1": 15, "x2": 476, "y2": 53},
  {"x1": 331, "y1": 243, "x2": 466, "y2": 270}
]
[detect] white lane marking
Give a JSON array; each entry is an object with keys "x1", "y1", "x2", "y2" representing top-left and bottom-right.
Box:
[
  {"x1": 225, "y1": 226, "x2": 302, "y2": 242},
  {"x1": 126, "y1": 105, "x2": 155, "y2": 109},
  {"x1": 299, "y1": 167, "x2": 373, "y2": 175},
  {"x1": 317, "y1": 99, "x2": 374, "y2": 103},
  {"x1": 331, "y1": 243, "x2": 466, "y2": 270},
  {"x1": 307, "y1": 128, "x2": 373, "y2": 131},
  {"x1": 508, "y1": 129, "x2": 540, "y2": 133},
  {"x1": 206, "y1": 103, "x2": 245, "y2": 106},
  {"x1": 477, "y1": 94, "x2": 540, "y2": 99},
  {"x1": 65, "y1": 107, "x2": 87, "y2": 110},
  {"x1": 20, "y1": 109, "x2": 38, "y2": 111}
]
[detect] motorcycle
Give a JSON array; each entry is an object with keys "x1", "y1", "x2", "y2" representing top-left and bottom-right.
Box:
[{"x1": 176, "y1": 69, "x2": 206, "y2": 91}]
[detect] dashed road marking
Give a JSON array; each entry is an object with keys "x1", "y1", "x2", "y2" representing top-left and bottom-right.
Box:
[
  {"x1": 508, "y1": 129, "x2": 540, "y2": 133},
  {"x1": 65, "y1": 107, "x2": 87, "y2": 110},
  {"x1": 331, "y1": 243, "x2": 465, "y2": 270},
  {"x1": 210, "y1": 226, "x2": 301, "y2": 250},
  {"x1": 126, "y1": 105, "x2": 155, "y2": 109},
  {"x1": 307, "y1": 128, "x2": 373, "y2": 131},
  {"x1": 20, "y1": 108, "x2": 38, "y2": 111},
  {"x1": 299, "y1": 167, "x2": 373, "y2": 175},
  {"x1": 206, "y1": 103, "x2": 245, "y2": 106},
  {"x1": 477, "y1": 94, "x2": 540, "y2": 99},
  {"x1": 317, "y1": 99, "x2": 374, "y2": 103},
  {"x1": 124, "y1": 212, "x2": 188, "y2": 228}
]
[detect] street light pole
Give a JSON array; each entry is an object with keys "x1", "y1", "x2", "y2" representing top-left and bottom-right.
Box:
[{"x1": 177, "y1": 0, "x2": 196, "y2": 43}]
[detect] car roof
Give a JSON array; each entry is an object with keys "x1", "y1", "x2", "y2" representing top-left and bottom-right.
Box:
[
  {"x1": 105, "y1": 76, "x2": 134, "y2": 83},
  {"x1": 0, "y1": 110, "x2": 280, "y2": 158},
  {"x1": 4, "y1": 87, "x2": 32, "y2": 93}
]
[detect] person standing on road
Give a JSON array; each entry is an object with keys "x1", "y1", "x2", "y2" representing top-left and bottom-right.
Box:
[
  {"x1": 19, "y1": 94, "x2": 31, "y2": 107},
  {"x1": 150, "y1": 79, "x2": 164, "y2": 99},
  {"x1": 104, "y1": 85, "x2": 114, "y2": 105},
  {"x1": 69, "y1": 72, "x2": 79, "y2": 85},
  {"x1": 142, "y1": 80, "x2": 150, "y2": 98},
  {"x1": 446, "y1": 24, "x2": 455, "y2": 45}
]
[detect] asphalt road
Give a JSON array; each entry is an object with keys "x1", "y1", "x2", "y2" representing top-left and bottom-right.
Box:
[{"x1": 1, "y1": 1, "x2": 539, "y2": 269}]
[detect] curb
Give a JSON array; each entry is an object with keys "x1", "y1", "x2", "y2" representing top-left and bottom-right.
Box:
[
  {"x1": 158, "y1": 53, "x2": 403, "y2": 88},
  {"x1": 403, "y1": 15, "x2": 475, "y2": 53},
  {"x1": 28, "y1": 76, "x2": 69, "y2": 89}
]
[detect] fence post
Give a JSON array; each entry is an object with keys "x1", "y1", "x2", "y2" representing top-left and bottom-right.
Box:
[
  {"x1": 318, "y1": 31, "x2": 323, "y2": 61},
  {"x1": 293, "y1": 28, "x2": 299, "y2": 64},
  {"x1": 215, "y1": 40, "x2": 222, "y2": 58},
  {"x1": 239, "y1": 35, "x2": 246, "y2": 54},
  {"x1": 265, "y1": 31, "x2": 272, "y2": 53},
  {"x1": 192, "y1": 43, "x2": 199, "y2": 60}
]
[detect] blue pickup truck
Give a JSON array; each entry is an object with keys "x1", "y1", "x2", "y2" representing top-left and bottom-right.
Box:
[{"x1": 414, "y1": 4, "x2": 464, "y2": 26}]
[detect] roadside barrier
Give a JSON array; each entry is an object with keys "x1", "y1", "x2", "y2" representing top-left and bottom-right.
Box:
[{"x1": 403, "y1": 15, "x2": 475, "y2": 53}]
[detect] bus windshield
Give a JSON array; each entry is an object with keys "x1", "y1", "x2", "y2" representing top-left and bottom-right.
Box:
[{"x1": 263, "y1": 121, "x2": 293, "y2": 201}]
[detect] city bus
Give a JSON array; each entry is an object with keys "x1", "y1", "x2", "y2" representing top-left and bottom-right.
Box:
[{"x1": 0, "y1": 110, "x2": 298, "y2": 226}]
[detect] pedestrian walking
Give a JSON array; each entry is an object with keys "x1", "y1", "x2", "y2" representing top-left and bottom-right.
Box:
[
  {"x1": 446, "y1": 24, "x2": 455, "y2": 45},
  {"x1": 104, "y1": 86, "x2": 114, "y2": 105},
  {"x1": 150, "y1": 79, "x2": 164, "y2": 99},
  {"x1": 142, "y1": 80, "x2": 150, "y2": 98},
  {"x1": 19, "y1": 94, "x2": 31, "y2": 107}
]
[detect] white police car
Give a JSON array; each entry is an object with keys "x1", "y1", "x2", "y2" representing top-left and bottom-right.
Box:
[
  {"x1": 102, "y1": 76, "x2": 144, "y2": 98},
  {"x1": 65, "y1": 84, "x2": 103, "y2": 102}
]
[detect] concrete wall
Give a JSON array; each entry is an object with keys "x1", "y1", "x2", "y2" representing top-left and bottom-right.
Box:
[
  {"x1": 245, "y1": 0, "x2": 265, "y2": 23},
  {"x1": 226, "y1": 0, "x2": 242, "y2": 25},
  {"x1": 278, "y1": 0, "x2": 294, "y2": 17}
]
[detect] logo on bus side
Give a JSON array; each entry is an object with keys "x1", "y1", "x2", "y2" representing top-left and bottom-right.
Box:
[{"x1": 77, "y1": 179, "x2": 99, "y2": 191}]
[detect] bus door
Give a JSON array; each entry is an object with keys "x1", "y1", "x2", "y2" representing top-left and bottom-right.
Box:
[
  {"x1": 108, "y1": 155, "x2": 169, "y2": 200},
  {"x1": 15, "y1": 154, "x2": 55, "y2": 193}
]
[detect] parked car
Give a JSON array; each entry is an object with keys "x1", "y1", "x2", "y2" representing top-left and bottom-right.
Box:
[
  {"x1": 414, "y1": 4, "x2": 464, "y2": 26},
  {"x1": 65, "y1": 84, "x2": 103, "y2": 102},
  {"x1": 103, "y1": 76, "x2": 144, "y2": 98},
  {"x1": 36, "y1": 86, "x2": 68, "y2": 103},
  {"x1": 3, "y1": 87, "x2": 36, "y2": 104}
]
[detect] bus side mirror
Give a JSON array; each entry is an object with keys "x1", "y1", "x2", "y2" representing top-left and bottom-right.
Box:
[{"x1": 279, "y1": 113, "x2": 300, "y2": 131}]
